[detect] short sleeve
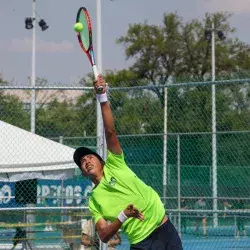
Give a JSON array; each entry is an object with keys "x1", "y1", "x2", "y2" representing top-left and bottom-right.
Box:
[
  {"x1": 88, "y1": 198, "x2": 103, "y2": 225},
  {"x1": 105, "y1": 151, "x2": 128, "y2": 170}
]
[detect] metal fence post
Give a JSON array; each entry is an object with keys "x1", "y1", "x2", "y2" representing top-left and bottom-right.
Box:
[
  {"x1": 177, "y1": 134, "x2": 181, "y2": 234},
  {"x1": 163, "y1": 87, "x2": 168, "y2": 208}
]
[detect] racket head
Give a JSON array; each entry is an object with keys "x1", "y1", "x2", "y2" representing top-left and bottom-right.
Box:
[{"x1": 76, "y1": 7, "x2": 95, "y2": 65}]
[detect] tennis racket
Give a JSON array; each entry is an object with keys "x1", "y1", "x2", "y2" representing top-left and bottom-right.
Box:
[{"x1": 76, "y1": 7, "x2": 103, "y2": 93}]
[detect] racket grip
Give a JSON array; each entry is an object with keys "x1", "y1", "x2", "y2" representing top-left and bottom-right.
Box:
[
  {"x1": 93, "y1": 65, "x2": 103, "y2": 93},
  {"x1": 93, "y1": 65, "x2": 99, "y2": 80}
]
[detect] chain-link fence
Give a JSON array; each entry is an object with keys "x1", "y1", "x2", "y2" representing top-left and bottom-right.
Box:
[{"x1": 0, "y1": 77, "x2": 250, "y2": 249}]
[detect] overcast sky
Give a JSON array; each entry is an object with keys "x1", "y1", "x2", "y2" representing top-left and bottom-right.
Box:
[{"x1": 0, "y1": 0, "x2": 250, "y2": 85}]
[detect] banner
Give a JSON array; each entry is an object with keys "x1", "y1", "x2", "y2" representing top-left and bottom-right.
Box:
[{"x1": 0, "y1": 179, "x2": 92, "y2": 208}]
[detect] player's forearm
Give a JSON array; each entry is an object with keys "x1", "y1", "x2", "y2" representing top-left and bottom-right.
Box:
[
  {"x1": 97, "y1": 219, "x2": 122, "y2": 243},
  {"x1": 100, "y1": 102, "x2": 115, "y2": 135},
  {"x1": 98, "y1": 95, "x2": 122, "y2": 154}
]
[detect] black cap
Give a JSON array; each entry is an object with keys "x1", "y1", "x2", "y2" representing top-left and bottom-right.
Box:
[{"x1": 73, "y1": 147, "x2": 103, "y2": 168}]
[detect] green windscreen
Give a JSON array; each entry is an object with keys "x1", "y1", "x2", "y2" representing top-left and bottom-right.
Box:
[{"x1": 79, "y1": 12, "x2": 90, "y2": 49}]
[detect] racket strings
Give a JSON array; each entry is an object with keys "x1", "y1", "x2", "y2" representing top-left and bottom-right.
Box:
[{"x1": 78, "y1": 12, "x2": 90, "y2": 50}]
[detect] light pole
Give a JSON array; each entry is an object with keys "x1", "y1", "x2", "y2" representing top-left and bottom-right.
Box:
[
  {"x1": 25, "y1": 0, "x2": 49, "y2": 133},
  {"x1": 96, "y1": 1, "x2": 107, "y2": 250},
  {"x1": 96, "y1": 0, "x2": 105, "y2": 161},
  {"x1": 24, "y1": 1, "x2": 49, "y2": 248},
  {"x1": 31, "y1": 0, "x2": 36, "y2": 134},
  {"x1": 163, "y1": 86, "x2": 168, "y2": 208},
  {"x1": 211, "y1": 21, "x2": 217, "y2": 228},
  {"x1": 205, "y1": 22, "x2": 226, "y2": 227}
]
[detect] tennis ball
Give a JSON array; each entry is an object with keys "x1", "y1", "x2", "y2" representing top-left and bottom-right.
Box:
[{"x1": 74, "y1": 22, "x2": 83, "y2": 32}]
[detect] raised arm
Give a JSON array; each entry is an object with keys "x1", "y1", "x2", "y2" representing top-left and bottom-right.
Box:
[{"x1": 94, "y1": 75, "x2": 122, "y2": 155}]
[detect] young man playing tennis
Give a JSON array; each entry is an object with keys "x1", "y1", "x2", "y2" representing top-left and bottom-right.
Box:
[{"x1": 73, "y1": 75, "x2": 182, "y2": 250}]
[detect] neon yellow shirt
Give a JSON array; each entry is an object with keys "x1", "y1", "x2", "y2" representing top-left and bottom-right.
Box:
[{"x1": 88, "y1": 151, "x2": 165, "y2": 244}]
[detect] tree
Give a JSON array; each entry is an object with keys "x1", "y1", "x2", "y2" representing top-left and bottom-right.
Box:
[
  {"x1": 32, "y1": 77, "x2": 66, "y2": 110},
  {"x1": 0, "y1": 94, "x2": 30, "y2": 130},
  {"x1": 117, "y1": 11, "x2": 250, "y2": 84},
  {"x1": 35, "y1": 75, "x2": 98, "y2": 140},
  {"x1": 0, "y1": 74, "x2": 30, "y2": 129},
  {"x1": 36, "y1": 99, "x2": 79, "y2": 137},
  {"x1": 0, "y1": 73, "x2": 8, "y2": 85},
  {"x1": 116, "y1": 11, "x2": 250, "y2": 133}
]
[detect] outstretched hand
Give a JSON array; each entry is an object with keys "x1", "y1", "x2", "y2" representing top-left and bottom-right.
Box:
[
  {"x1": 124, "y1": 204, "x2": 145, "y2": 221},
  {"x1": 94, "y1": 75, "x2": 106, "y2": 94}
]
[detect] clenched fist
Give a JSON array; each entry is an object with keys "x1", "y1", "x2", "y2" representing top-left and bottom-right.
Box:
[
  {"x1": 94, "y1": 75, "x2": 106, "y2": 94},
  {"x1": 123, "y1": 204, "x2": 145, "y2": 221}
]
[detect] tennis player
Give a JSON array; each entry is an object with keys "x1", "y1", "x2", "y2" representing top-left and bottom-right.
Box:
[{"x1": 73, "y1": 75, "x2": 182, "y2": 249}]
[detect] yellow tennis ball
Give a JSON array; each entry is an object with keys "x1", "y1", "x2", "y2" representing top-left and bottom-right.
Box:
[{"x1": 74, "y1": 22, "x2": 83, "y2": 32}]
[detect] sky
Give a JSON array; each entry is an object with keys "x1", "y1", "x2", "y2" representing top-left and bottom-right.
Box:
[{"x1": 0, "y1": 0, "x2": 250, "y2": 86}]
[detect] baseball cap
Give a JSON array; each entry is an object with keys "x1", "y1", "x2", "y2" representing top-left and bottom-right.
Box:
[{"x1": 73, "y1": 147, "x2": 103, "y2": 168}]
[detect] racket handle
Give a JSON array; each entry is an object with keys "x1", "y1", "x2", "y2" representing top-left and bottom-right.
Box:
[
  {"x1": 93, "y1": 65, "x2": 99, "y2": 80},
  {"x1": 93, "y1": 65, "x2": 103, "y2": 94}
]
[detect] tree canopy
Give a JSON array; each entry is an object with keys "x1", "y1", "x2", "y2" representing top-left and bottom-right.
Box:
[
  {"x1": 0, "y1": 11, "x2": 249, "y2": 139},
  {"x1": 117, "y1": 12, "x2": 250, "y2": 83}
]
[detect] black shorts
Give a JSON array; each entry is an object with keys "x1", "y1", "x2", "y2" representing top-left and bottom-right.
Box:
[{"x1": 130, "y1": 220, "x2": 183, "y2": 250}]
